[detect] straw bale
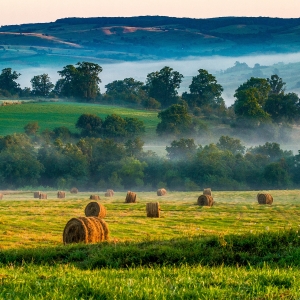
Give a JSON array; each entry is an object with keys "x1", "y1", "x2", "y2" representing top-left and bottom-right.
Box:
[
  {"x1": 257, "y1": 193, "x2": 273, "y2": 205},
  {"x1": 39, "y1": 193, "x2": 47, "y2": 199},
  {"x1": 57, "y1": 191, "x2": 66, "y2": 199},
  {"x1": 98, "y1": 218, "x2": 109, "y2": 240},
  {"x1": 70, "y1": 187, "x2": 78, "y2": 194},
  {"x1": 79, "y1": 216, "x2": 99, "y2": 243},
  {"x1": 157, "y1": 188, "x2": 167, "y2": 196},
  {"x1": 203, "y1": 188, "x2": 212, "y2": 196},
  {"x1": 197, "y1": 194, "x2": 214, "y2": 206},
  {"x1": 89, "y1": 217, "x2": 104, "y2": 241},
  {"x1": 105, "y1": 189, "x2": 114, "y2": 197},
  {"x1": 146, "y1": 202, "x2": 160, "y2": 218},
  {"x1": 125, "y1": 191, "x2": 137, "y2": 203},
  {"x1": 34, "y1": 191, "x2": 41, "y2": 198},
  {"x1": 84, "y1": 202, "x2": 107, "y2": 218},
  {"x1": 90, "y1": 195, "x2": 100, "y2": 200},
  {"x1": 0, "y1": 193, "x2": 3, "y2": 200}
]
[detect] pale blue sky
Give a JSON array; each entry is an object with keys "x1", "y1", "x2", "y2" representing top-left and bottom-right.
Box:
[{"x1": 1, "y1": 0, "x2": 299, "y2": 26}]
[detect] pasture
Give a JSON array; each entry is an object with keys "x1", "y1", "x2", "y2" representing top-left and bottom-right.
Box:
[{"x1": 1, "y1": 190, "x2": 300, "y2": 298}]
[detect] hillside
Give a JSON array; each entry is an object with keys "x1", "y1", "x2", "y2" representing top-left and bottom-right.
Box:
[{"x1": 1, "y1": 16, "x2": 300, "y2": 64}]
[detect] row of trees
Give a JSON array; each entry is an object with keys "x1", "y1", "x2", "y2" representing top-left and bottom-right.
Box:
[{"x1": 0, "y1": 130, "x2": 299, "y2": 191}]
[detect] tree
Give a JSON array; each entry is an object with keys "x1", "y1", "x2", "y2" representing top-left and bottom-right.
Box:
[
  {"x1": 0, "y1": 68, "x2": 21, "y2": 95},
  {"x1": 56, "y1": 65, "x2": 78, "y2": 97},
  {"x1": 102, "y1": 114, "x2": 127, "y2": 140},
  {"x1": 267, "y1": 74, "x2": 285, "y2": 95},
  {"x1": 156, "y1": 104, "x2": 194, "y2": 136},
  {"x1": 75, "y1": 114, "x2": 102, "y2": 136},
  {"x1": 124, "y1": 117, "x2": 145, "y2": 138},
  {"x1": 30, "y1": 74, "x2": 54, "y2": 97},
  {"x1": 125, "y1": 138, "x2": 144, "y2": 157},
  {"x1": 145, "y1": 66, "x2": 183, "y2": 107},
  {"x1": 24, "y1": 122, "x2": 39, "y2": 136},
  {"x1": 216, "y1": 136, "x2": 245, "y2": 155},
  {"x1": 166, "y1": 138, "x2": 197, "y2": 160},
  {"x1": 183, "y1": 69, "x2": 223, "y2": 108}
]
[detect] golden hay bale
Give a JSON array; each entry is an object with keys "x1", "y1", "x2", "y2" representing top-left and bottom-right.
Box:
[
  {"x1": 90, "y1": 195, "x2": 100, "y2": 200},
  {"x1": 105, "y1": 189, "x2": 114, "y2": 197},
  {"x1": 63, "y1": 216, "x2": 109, "y2": 244},
  {"x1": 203, "y1": 188, "x2": 212, "y2": 196},
  {"x1": 70, "y1": 187, "x2": 78, "y2": 194},
  {"x1": 34, "y1": 191, "x2": 41, "y2": 198},
  {"x1": 197, "y1": 194, "x2": 214, "y2": 206},
  {"x1": 125, "y1": 191, "x2": 137, "y2": 203},
  {"x1": 39, "y1": 193, "x2": 47, "y2": 199},
  {"x1": 157, "y1": 188, "x2": 167, "y2": 196},
  {"x1": 57, "y1": 191, "x2": 66, "y2": 199},
  {"x1": 257, "y1": 193, "x2": 273, "y2": 205},
  {"x1": 146, "y1": 202, "x2": 160, "y2": 218},
  {"x1": 84, "y1": 202, "x2": 107, "y2": 218},
  {"x1": 0, "y1": 193, "x2": 3, "y2": 200}
]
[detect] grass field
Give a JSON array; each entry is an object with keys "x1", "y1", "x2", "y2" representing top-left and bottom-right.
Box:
[
  {"x1": 1, "y1": 190, "x2": 300, "y2": 298},
  {"x1": 0, "y1": 101, "x2": 159, "y2": 138}
]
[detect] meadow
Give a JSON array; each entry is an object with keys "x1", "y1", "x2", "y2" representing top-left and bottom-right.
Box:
[{"x1": 1, "y1": 190, "x2": 300, "y2": 298}]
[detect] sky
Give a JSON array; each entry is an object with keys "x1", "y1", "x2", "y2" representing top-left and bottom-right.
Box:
[{"x1": 1, "y1": 0, "x2": 300, "y2": 26}]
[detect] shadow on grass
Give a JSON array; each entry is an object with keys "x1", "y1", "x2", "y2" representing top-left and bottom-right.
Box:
[{"x1": 1, "y1": 229, "x2": 300, "y2": 269}]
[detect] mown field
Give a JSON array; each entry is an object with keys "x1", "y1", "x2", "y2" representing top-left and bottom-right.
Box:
[{"x1": 1, "y1": 190, "x2": 300, "y2": 299}]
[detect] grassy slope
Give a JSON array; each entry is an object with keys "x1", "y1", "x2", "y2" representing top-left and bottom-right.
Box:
[
  {"x1": 1, "y1": 190, "x2": 300, "y2": 298},
  {"x1": 0, "y1": 101, "x2": 159, "y2": 138}
]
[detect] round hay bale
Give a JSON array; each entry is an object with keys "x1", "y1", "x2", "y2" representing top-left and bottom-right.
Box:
[
  {"x1": 146, "y1": 202, "x2": 160, "y2": 218},
  {"x1": 0, "y1": 193, "x2": 3, "y2": 200},
  {"x1": 34, "y1": 191, "x2": 41, "y2": 198},
  {"x1": 197, "y1": 194, "x2": 214, "y2": 206},
  {"x1": 125, "y1": 191, "x2": 137, "y2": 203},
  {"x1": 63, "y1": 216, "x2": 109, "y2": 244},
  {"x1": 90, "y1": 195, "x2": 100, "y2": 200},
  {"x1": 84, "y1": 202, "x2": 107, "y2": 218},
  {"x1": 39, "y1": 193, "x2": 47, "y2": 199},
  {"x1": 257, "y1": 193, "x2": 273, "y2": 205},
  {"x1": 157, "y1": 188, "x2": 167, "y2": 196},
  {"x1": 70, "y1": 187, "x2": 78, "y2": 194},
  {"x1": 105, "y1": 189, "x2": 114, "y2": 197},
  {"x1": 203, "y1": 188, "x2": 212, "y2": 196},
  {"x1": 57, "y1": 191, "x2": 66, "y2": 199}
]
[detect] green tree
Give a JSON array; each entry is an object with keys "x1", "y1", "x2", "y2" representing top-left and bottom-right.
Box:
[
  {"x1": 102, "y1": 114, "x2": 127, "y2": 140},
  {"x1": 267, "y1": 74, "x2": 285, "y2": 95},
  {"x1": 124, "y1": 117, "x2": 145, "y2": 138},
  {"x1": 75, "y1": 114, "x2": 102, "y2": 136},
  {"x1": 125, "y1": 138, "x2": 144, "y2": 157},
  {"x1": 56, "y1": 65, "x2": 78, "y2": 97},
  {"x1": 183, "y1": 69, "x2": 223, "y2": 108},
  {"x1": 156, "y1": 104, "x2": 194, "y2": 136},
  {"x1": 216, "y1": 135, "x2": 245, "y2": 155},
  {"x1": 24, "y1": 122, "x2": 39, "y2": 136},
  {"x1": 0, "y1": 68, "x2": 21, "y2": 95},
  {"x1": 166, "y1": 138, "x2": 197, "y2": 160},
  {"x1": 145, "y1": 66, "x2": 183, "y2": 107},
  {"x1": 30, "y1": 74, "x2": 54, "y2": 97}
]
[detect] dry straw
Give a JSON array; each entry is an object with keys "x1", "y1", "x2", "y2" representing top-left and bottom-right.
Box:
[
  {"x1": 34, "y1": 191, "x2": 41, "y2": 198},
  {"x1": 90, "y1": 195, "x2": 100, "y2": 200},
  {"x1": 197, "y1": 194, "x2": 214, "y2": 206},
  {"x1": 105, "y1": 189, "x2": 114, "y2": 197},
  {"x1": 70, "y1": 187, "x2": 78, "y2": 194},
  {"x1": 146, "y1": 202, "x2": 160, "y2": 218},
  {"x1": 257, "y1": 193, "x2": 273, "y2": 205},
  {"x1": 125, "y1": 191, "x2": 137, "y2": 203},
  {"x1": 157, "y1": 188, "x2": 167, "y2": 196},
  {"x1": 84, "y1": 201, "x2": 107, "y2": 218},
  {"x1": 0, "y1": 193, "x2": 3, "y2": 200},
  {"x1": 63, "y1": 216, "x2": 109, "y2": 244},
  {"x1": 57, "y1": 191, "x2": 66, "y2": 198},
  {"x1": 203, "y1": 188, "x2": 212, "y2": 196},
  {"x1": 39, "y1": 193, "x2": 47, "y2": 199}
]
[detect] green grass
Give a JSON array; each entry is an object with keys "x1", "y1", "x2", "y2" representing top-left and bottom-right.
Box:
[
  {"x1": 1, "y1": 190, "x2": 300, "y2": 299},
  {"x1": 0, "y1": 101, "x2": 159, "y2": 138}
]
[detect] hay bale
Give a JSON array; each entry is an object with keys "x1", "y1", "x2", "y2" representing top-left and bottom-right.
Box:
[
  {"x1": 257, "y1": 193, "x2": 273, "y2": 205},
  {"x1": 84, "y1": 202, "x2": 107, "y2": 218},
  {"x1": 57, "y1": 191, "x2": 66, "y2": 199},
  {"x1": 197, "y1": 194, "x2": 214, "y2": 206},
  {"x1": 157, "y1": 188, "x2": 167, "y2": 196},
  {"x1": 203, "y1": 188, "x2": 212, "y2": 196},
  {"x1": 90, "y1": 195, "x2": 100, "y2": 200},
  {"x1": 125, "y1": 191, "x2": 137, "y2": 203},
  {"x1": 34, "y1": 191, "x2": 41, "y2": 198},
  {"x1": 0, "y1": 193, "x2": 3, "y2": 200},
  {"x1": 39, "y1": 193, "x2": 47, "y2": 199},
  {"x1": 146, "y1": 202, "x2": 160, "y2": 218},
  {"x1": 70, "y1": 187, "x2": 78, "y2": 194},
  {"x1": 63, "y1": 216, "x2": 109, "y2": 244},
  {"x1": 105, "y1": 189, "x2": 114, "y2": 197}
]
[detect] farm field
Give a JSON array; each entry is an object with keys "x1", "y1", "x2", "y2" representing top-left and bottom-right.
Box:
[{"x1": 1, "y1": 190, "x2": 300, "y2": 298}]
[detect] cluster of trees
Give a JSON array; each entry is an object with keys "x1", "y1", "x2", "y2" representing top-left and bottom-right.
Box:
[{"x1": 0, "y1": 128, "x2": 299, "y2": 191}]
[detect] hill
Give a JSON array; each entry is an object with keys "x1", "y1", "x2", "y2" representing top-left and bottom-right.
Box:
[{"x1": 1, "y1": 16, "x2": 300, "y2": 64}]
